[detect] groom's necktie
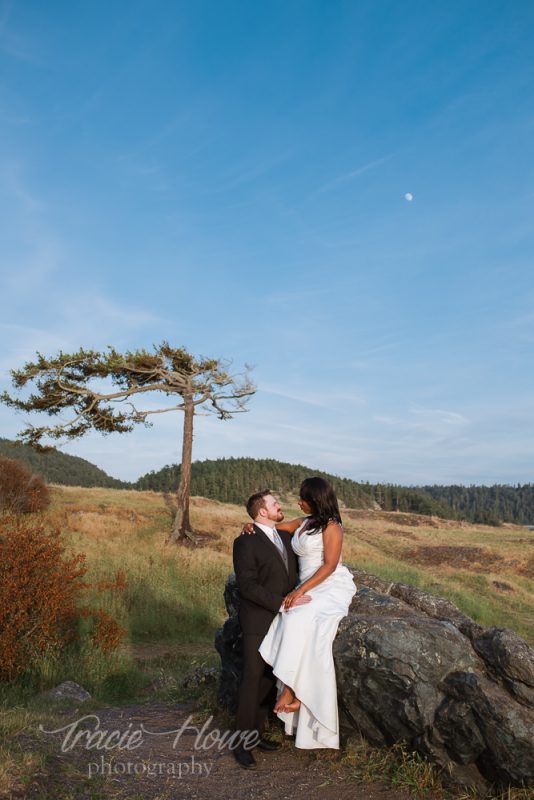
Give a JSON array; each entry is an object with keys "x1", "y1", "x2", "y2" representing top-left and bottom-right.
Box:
[{"x1": 272, "y1": 529, "x2": 288, "y2": 570}]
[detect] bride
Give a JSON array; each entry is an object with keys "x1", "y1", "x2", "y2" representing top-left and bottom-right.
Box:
[{"x1": 259, "y1": 476, "x2": 356, "y2": 749}]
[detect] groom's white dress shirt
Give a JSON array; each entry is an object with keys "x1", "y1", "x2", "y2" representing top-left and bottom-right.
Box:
[{"x1": 255, "y1": 522, "x2": 285, "y2": 556}]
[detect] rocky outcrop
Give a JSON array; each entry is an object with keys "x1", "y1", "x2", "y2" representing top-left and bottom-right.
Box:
[
  {"x1": 213, "y1": 575, "x2": 244, "y2": 713},
  {"x1": 215, "y1": 570, "x2": 534, "y2": 791}
]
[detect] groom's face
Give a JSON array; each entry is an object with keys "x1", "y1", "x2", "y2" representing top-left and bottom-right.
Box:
[{"x1": 261, "y1": 494, "x2": 284, "y2": 523}]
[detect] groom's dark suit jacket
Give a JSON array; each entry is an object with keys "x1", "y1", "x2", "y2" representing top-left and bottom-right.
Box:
[{"x1": 233, "y1": 524, "x2": 298, "y2": 636}]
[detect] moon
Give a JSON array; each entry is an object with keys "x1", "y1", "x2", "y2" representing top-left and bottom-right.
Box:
[{"x1": 404, "y1": 192, "x2": 414, "y2": 202}]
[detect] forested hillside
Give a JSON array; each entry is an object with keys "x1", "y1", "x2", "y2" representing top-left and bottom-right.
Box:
[
  {"x1": 422, "y1": 484, "x2": 534, "y2": 525},
  {"x1": 135, "y1": 458, "x2": 534, "y2": 523},
  {"x1": 2, "y1": 436, "x2": 532, "y2": 524},
  {"x1": 135, "y1": 457, "x2": 455, "y2": 518},
  {"x1": 0, "y1": 438, "x2": 127, "y2": 489}
]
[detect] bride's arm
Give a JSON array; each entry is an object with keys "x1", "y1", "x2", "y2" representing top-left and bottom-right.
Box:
[
  {"x1": 239, "y1": 515, "x2": 306, "y2": 536},
  {"x1": 276, "y1": 516, "x2": 307, "y2": 534},
  {"x1": 282, "y1": 522, "x2": 342, "y2": 609}
]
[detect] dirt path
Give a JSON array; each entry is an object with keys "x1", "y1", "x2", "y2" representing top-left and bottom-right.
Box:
[{"x1": 25, "y1": 702, "x2": 413, "y2": 800}]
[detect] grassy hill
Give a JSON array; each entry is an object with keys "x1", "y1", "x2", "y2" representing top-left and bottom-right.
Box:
[{"x1": 0, "y1": 438, "x2": 128, "y2": 489}]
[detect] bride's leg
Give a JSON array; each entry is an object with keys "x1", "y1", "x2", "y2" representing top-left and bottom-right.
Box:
[
  {"x1": 282, "y1": 697, "x2": 301, "y2": 712},
  {"x1": 274, "y1": 685, "x2": 301, "y2": 713},
  {"x1": 274, "y1": 684, "x2": 294, "y2": 712}
]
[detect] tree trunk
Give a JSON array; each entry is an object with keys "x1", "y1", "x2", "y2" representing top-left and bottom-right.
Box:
[{"x1": 169, "y1": 394, "x2": 196, "y2": 544}]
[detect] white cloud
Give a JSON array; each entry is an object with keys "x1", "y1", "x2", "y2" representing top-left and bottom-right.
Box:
[
  {"x1": 312, "y1": 154, "x2": 393, "y2": 196},
  {"x1": 1, "y1": 235, "x2": 61, "y2": 296},
  {"x1": 0, "y1": 293, "x2": 165, "y2": 370},
  {"x1": 0, "y1": 4, "x2": 40, "y2": 63},
  {"x1": 410, "y1": 407, "x2": 468, "y2": 425},
  {"x1": 0, "y1": 323, "x2": 65, "y2": 375},
  {"x1": 261, "y1": 384, "x2": 364, "y2": 409},
  {"x1": 3, "y1": 163, "x2": 45, "y2": 212},
  {"x1": 0, "y1": 163, "x2": 166, "y2": 371},
  {"x1": 4, "y1": 381, "x2": 533, "y2": 488},
  {"x1": 59, "y1": 293, "x2": 165, "y2": 336},
  {"x1": 374, "y1": 406, "x2": 468, "y2": 432}
]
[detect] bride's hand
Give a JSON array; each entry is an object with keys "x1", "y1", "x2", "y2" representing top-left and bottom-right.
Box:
[
  {"x1": 240, "y1": 522, "x2": 255, "y2": 536},
  {"x1": 283, "y1": 589, "x2": 312, "y2": 610}
]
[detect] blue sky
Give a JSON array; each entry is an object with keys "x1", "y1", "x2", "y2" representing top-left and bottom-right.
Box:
[{"x1": 1, "y1": 0, "x2": 534, "y2": 485}]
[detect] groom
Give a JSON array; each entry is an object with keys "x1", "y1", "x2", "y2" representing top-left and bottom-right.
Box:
[{"x1": 232, "y1": 490, "x2": 311, "y2": 769}]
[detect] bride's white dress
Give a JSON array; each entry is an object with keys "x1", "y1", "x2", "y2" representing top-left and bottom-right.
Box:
[{"x1": 259, "y1": 521, "x2": 356, "y2": 749}]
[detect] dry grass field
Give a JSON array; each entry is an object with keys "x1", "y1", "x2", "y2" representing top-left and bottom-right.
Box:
[
  {"x1": 43, "y1": 484, "x2": 534, "y2": 648},
  {"x1": 1, "y1": 485, "x2": 533, "y2": 799},
  {"x1": 341, "y1": 508, "x2": 534, "y2": 643}
]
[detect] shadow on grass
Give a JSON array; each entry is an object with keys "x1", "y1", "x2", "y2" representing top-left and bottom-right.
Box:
[{"x1": 124, "y1": 577, "x2": 218, "y2": 643}]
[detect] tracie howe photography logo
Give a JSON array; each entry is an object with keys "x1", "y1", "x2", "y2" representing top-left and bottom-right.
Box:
[{"x1": 39, "y1": 713, "x2": 260, "y2": 779}]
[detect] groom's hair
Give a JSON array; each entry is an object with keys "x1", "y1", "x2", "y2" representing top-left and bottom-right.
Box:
[{"x1": 246, "y1": 489, "x2": 272, "y2": 520}]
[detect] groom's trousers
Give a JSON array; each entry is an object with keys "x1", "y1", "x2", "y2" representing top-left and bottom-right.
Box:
[{"x1": 235, "y1": 634, "x2": 275, "y2": 736}]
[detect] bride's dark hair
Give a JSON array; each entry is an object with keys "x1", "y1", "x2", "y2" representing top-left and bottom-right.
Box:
[{"x1": 299, "y1": 477, "x2": 342, "y2": 533}]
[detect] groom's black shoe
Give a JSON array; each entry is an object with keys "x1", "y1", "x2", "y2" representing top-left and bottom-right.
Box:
[
  {"x1": 233, "y1": 744, "x2": 257, "y2": 769},
  {"x1": 256, "y1": 737, "x2": 281, "y2": 752}
]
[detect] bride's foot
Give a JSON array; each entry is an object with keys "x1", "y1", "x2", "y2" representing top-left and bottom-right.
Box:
[
  {"x1": 282, "y1": 698, "x2": 301, "y2": 713},
  {"x1": 274, "y1": 686, "x2": 294, "y2": 713}
]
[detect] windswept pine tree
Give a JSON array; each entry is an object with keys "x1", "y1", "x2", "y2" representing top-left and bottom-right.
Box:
[{"x1": 1, "y1": 344, "x2": 255, "y2": 543}]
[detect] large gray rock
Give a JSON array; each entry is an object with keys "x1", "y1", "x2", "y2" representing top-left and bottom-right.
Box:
[{"x1": 216, "y1": 570, "x2": 534, "y2": 791}]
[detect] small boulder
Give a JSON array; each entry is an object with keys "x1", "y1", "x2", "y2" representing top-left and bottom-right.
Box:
[
  {"x1": 182, "y1": 666, "x2": 219, "y2": 691},
  {"x1": 46, "y1": 681, "x2": 91, "y2": 703}
]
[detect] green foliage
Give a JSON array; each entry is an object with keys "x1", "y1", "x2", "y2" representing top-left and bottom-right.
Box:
[
  {"x1": 135, "y1": 457, "x2": 456, "y2": 518},
  {"x1": 1, "y1": 342, "x2": 255, "y2": 446},
  {"x1": 422, "y1": 483, "x2": 534, "y2": 525},
  {"x1": 0, "y1": 438, "x2": 127, "y2": 489}
]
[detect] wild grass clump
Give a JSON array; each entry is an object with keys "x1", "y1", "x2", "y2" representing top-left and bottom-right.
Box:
[
  {"x1": 342, "y1": 737, "x2": 445, "y2": 797},
  {"x1": 0, "y1": 705, "x2": 48, "y2": 799},
  {"x1": 341, "y1": 737, "x2": 534, "y2": 799},
  {"x1": 353, "y1": 558, "x2": 426, "y2": 588},
  {"x1": 121, "y1": 553, "x2": 229, "y2": 643}
]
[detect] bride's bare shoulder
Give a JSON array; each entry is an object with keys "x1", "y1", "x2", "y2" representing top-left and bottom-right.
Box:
[{"x1": 323, "y1": 519, "x2": 343, "y2": 535}]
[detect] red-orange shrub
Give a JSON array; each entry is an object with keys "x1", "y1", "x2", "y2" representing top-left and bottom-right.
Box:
[
  {"x1": 0, "y1": 514, "x2": 86, "y2": 680},
  {"x1": 0, "y1": 457, "x2": 50, "y2": 514},
  {"x1": 0, "y1": 515, "x2": 126, "y2": 681},
  {"x1": 90, "y1": 609, "x2": 125, "y2": 654}
]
